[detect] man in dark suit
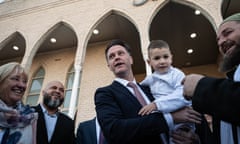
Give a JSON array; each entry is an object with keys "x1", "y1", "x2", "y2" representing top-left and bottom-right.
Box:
[
  {"x1": 33, "y1": 80, "x2": 76, "y2": 144},
  {"x1": 94, "y1": 39, "x2": 204, "y2": 144},
  {"x1": 183, "y1": 13, "x2": 240, "y2": 144},
  {"x1": 76, "y1": 117, "x2": 107, "y2": 144}
]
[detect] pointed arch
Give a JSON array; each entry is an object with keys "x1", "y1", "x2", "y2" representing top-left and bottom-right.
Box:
[
  {"x1": 149, "y1": 0, "x2": 217, "y2": 31},
  {"x1": 29, "y1": 21, "x2": 78, "y2": 64},
  {"x1": 174, "y1": 0, "x2": 218, "y2": 30},
  {"x1": 90, "y1": 8, "x2": 139, "y2": 32},
  {"x1": 83, "y1": 8, "x2": 140, "y2": 51},
  {"x1": 148, "y1": 1, "x2": 219, "y2": 68},
  {"x1": 0, "y1": 32, "x2": 23, "y2": 50},
  {"x1": 82, "y1": 9, "x2": 144, "y2": 75},
  {"x1": 0, "y1": 31, "x2": 26, "y2": 64}
]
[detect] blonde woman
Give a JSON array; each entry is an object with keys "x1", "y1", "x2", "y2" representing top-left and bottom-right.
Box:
[{"x1": 0, "y1": 62, "x2": 38, "y2": 144}]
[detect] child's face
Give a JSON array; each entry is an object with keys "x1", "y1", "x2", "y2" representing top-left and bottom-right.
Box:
[{"x1": 148, "y1": 47, "x2": 172, "y2": 74}]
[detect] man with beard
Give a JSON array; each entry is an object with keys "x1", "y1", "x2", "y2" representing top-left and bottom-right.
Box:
[
  {"x1": 182, "y1": 13, "x2": 240, "y2": 144},
  {"x1": 33, "y1": 81, "x2": 76, "y2": 144}
]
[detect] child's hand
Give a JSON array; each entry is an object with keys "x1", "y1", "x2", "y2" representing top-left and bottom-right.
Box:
[{"x1": 138, "y1": 103, "x2": 157, "y2": 116}]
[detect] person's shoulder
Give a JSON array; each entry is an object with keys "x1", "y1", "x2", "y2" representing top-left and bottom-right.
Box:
[
  {"x1": 141, "y1": 74, "x2": 154, "y2": 85},
  {"x1": 171, "y1": 66, "x2": 185, "y2": 76},
  {"x1": 96, "y1": 81, "x2": 122, "y2": 91},
  {"x1": 171, "y1": 66, "x2": 184, "y2": 73},
  {"x1": 96, "y1": 84, "x2": 111, "y2": 90},
  {"x1": 58, "y1": 112, "x2": 74, "y2": 122},
  {"x1": 144, "y1": 74, "x2": 154, "y2": 79},
  {"x1": 78, "y1": 118, "x2": 95, "y2": 128},
  {"x1": 97, "y1": 81, "x2": 116, "y2": 88},
  {"x1": 95, "y1": 85, "x2": 112, "y2": 94},
  {"x1": 58, "y1": 113, "x2": 75, "y2": 131}
]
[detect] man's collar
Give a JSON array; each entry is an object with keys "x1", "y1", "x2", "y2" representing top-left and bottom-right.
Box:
[
  {"x1": 40, "y1": 103, "x2": 58, "y2": 117},
  {"x1": 115, "y1": 78, "x2": 137, "y2": 86}
]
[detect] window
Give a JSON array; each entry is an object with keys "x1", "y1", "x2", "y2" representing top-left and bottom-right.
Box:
[
  {"x1": 62, "y1": 65, "x2": 80, "y2": 114},
  {"x1": 26, "y1": 67, "x2": 45, "y2": 106}
]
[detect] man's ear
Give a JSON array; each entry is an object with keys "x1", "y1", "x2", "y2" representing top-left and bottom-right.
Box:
[{"x1": 107, "y1": 63, "x2": 113, "y2": 72}]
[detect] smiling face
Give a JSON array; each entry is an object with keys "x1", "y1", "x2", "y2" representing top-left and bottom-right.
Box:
[
  {"x1": 42, "y1": 81, "x2": 65, "y2": 110},
  {"x1": 148, "y1": 47, "x2": 172, "y2": 74},
  {"x1": 106, "y1": 45, "x2": 133, "y2": 79},
  {"x1": 217, "y1": 21, "x2": 240, "y2": 72},
  {"x1": 0, "y1": 67, "x2": 28, "y2": 106}
]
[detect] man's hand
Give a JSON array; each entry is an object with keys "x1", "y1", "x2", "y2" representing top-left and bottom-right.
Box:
[
  {"x1": 171, "y1": 107, "x2": 201, "y2": 124},
  {"x1": 138, "y1": 102, "x2": 157, "y2": 116},
  {"x1": 182, "y1": 74, "x2": 204, "y2": 100}
]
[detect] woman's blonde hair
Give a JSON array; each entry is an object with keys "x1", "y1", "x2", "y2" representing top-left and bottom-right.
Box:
[{"x1": 0, "y1": 62, "x2": 28, "y2": 83}]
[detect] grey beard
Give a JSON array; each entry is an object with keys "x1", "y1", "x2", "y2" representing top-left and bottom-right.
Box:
[
  {"x1": 219, "y1": 44, "x2": 240, "y2": 72},
  {"x1": 43, "y1": 94, "x2": 63, "y2": 110},
  {"x1": 47, "y1": 99, "x2": 61, "y2": 109}
]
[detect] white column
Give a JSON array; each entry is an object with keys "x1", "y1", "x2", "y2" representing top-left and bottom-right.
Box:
[
  {"x1": 139, "y1": 27, "x2": 152, "y2": 76},
  {"x1": 145, "y1": 59, "x2": 152, "y2": 75},
  {"x1": 68, "y1": 64, "x2": 81, "y2": 119},
  {"x1": 142, "y1": 42, "x2": 152, "y2": 76}
]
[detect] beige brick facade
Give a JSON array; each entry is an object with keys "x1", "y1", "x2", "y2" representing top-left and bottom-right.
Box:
[{"x1": 0, "y1": 0, "x2": 224, "y2": 128}]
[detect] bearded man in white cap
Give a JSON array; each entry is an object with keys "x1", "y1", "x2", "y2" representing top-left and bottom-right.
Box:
[{"x1": 183, "y1": 13, "x2": 240, "y2": 144}]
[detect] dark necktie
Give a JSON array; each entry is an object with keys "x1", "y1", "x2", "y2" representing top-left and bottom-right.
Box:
[{"x1": 127, "y1": 82, "x2": 147, "y2": 106}]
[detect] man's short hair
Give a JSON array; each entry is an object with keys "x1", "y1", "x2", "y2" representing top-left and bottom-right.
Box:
[{"x1": 105, "y1": 39, "x2": 131, "y2": 60}]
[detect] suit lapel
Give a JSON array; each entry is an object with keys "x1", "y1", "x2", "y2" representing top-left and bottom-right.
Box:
[
  {"x1": 112, "y1": 81, "x2": 140, "y2": 106},
  {"x1": 90, "y1": 118, "x2": 97, "y2": 143},
  {"x1": 138, "y1": 84, "x2": 155, "y2": 102},
  {"x1": 111, "y1": 81, "x2": 154, "y2": 106},
  {"x1": 35, "y1": 104, "x2": 49, "y2": 143}
]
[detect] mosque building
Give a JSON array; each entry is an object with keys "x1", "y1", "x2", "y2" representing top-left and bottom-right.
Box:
[{"x1": 0, "y1": 0, "x2": 238, "y2": 125}]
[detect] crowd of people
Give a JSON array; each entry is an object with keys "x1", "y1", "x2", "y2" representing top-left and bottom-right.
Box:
[{"x1": 0, "y1": 12, "x2": 240, "y2": 144}]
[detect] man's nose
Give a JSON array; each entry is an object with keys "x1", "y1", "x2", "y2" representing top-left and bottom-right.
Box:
[
  {"x1": 56, "y1": 88, "x2": 61, "y2": 93},
  {"x1": 114, "y1": 54, "x2": 121, "y2": 60},
  {"x1": 217, "y1": 36, "x2": 226, "y2": 47}
]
